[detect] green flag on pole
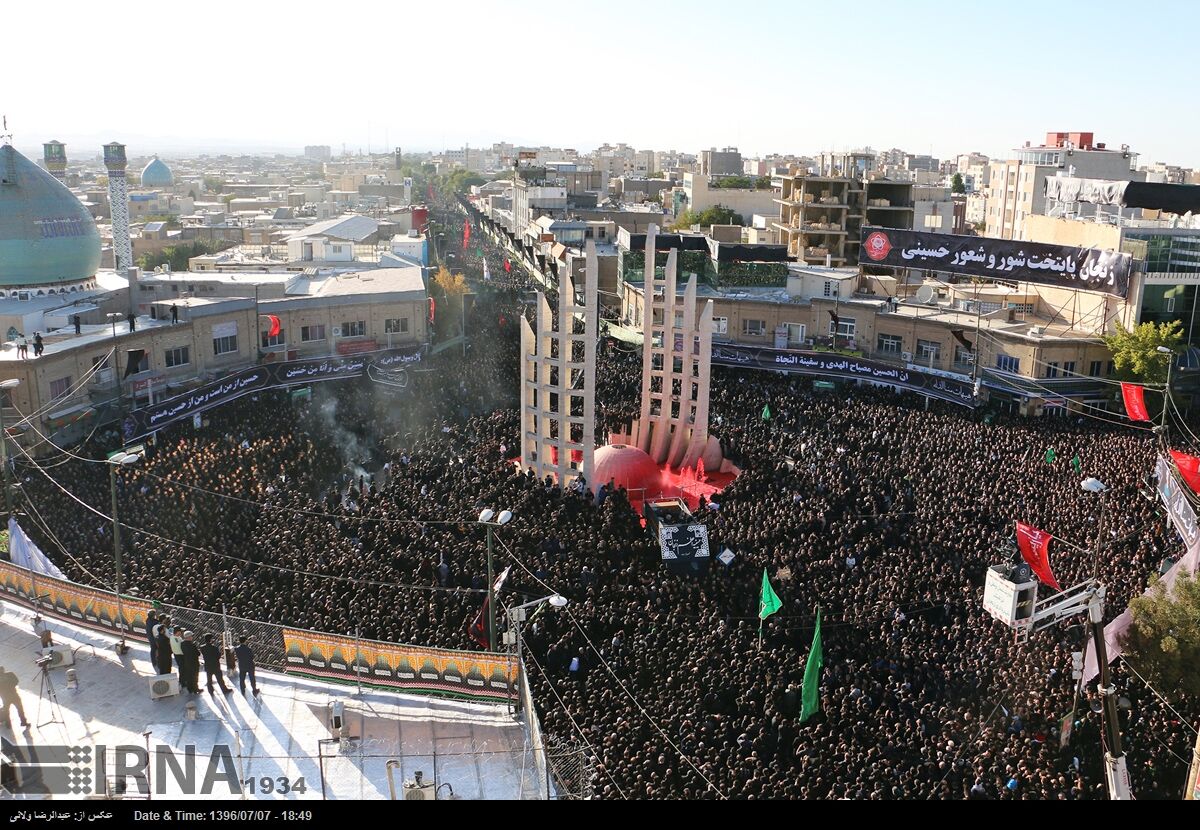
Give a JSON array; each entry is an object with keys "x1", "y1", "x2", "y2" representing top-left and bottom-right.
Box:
[
  {"x1": 759, "y1": 568, "x2": 781, "y2": 620},
  {"x1": 762, "y1": 404, "x2": 771, "y2": 421},
  {"x1": 1044, "y1": 447, "x2": 1057, "y2": 464},
  {"x1": 1071, "y1": 454, "x2": 1082, "y2": 474},
  {"x1": 800, "y1": 607, "x2": 824, "y2": 722}
]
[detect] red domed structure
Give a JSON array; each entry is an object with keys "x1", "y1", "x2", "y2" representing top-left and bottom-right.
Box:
[{"x1": 593, "y1": 444, "x2": 662, "y2": 497}]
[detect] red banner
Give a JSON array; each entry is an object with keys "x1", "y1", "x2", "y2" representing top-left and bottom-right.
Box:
[
  {"x1": 1169, "y1": 450, "x2": 1200, "y2": 494},
  {"x1": 1016, "y1": 521, "x2": 1060, "y2": 591},
  {"x1": 462, "y1": 223, "x2": 470, "y2": 249},
  {"x1": 1121, "y1": 382, "x2": 1151, "y2": 422},
  {"x1": 428, "y1": 297, "x2": 436, "y2": 324}
]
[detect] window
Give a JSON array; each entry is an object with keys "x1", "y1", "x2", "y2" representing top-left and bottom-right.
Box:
[
  {"x1": 830, "y1": 317, "x2": 856, "y2": 337},
  {"x1": 385, "y1": 318, "x2": 409, "y2": 334},
  {"x1": 50, "y1": 376, "x2": 72, "y2": 400},
  {"x1": 742, "y1": 319, "x2": 766, "y2": 336},
  {"x1": 1165, "y1": 297, "x2": 1176, "y2": 313},
  {"x1": 1063, "y1": 361, "x2": 1076, "y2": 375},
  {"x1": 213, "y1": 334, "x2": 238, "y2": 356},
  {"x1": 953, "y1": 345, "x2": 974, "y2": 366},
  {"x1": 1045, "y1": 362, "x2": 1059, "y2": 379},
  {"x1": 340, "y1": 321, "x2": 366, "y2": 338},
  {"x1": 713, "y1": 317, "x2": 728, "y2": 335},
  {"x1": 261, "y1": 328, "x2": 285, "y2": 348},
  {"x1": 91, "y1": 354, "x2": 111, "y2": 370},
  {"x1": 786, "y1": 323, "x2": 806, "y2": 345},
  {"x1": 877, "y1": 333, "x2": 903, "y2": 355},
  {"x1": 1006, "y1": 303, "x2": 1035, "y2": 314},
  {"x1": 1089, "y1": 360, "x2": 1103, "y2": 377},
  {"x1": 996, "y1": 355, "x2": 1019, "y2": 373},
  {"x1": 916, "y1": 339, "x2": 941, "y2": 362},
  {"x1": 165, "y1": 346, "x2": 190, "y2": 368},
  {"x1": 301, "y1": 325, "x2": 326, "y2": 342},
  {"x1": 1106, "y1": 360, "x2": 1115, "y2": 376}
]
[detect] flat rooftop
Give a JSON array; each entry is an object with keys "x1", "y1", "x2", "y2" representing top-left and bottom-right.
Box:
[{"x1": 0, "y1": 602, "x2": 542, "y2": 800}]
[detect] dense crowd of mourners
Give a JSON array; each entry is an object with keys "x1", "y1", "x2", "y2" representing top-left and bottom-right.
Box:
[{"x1": 13, "y1": 195, "x2": 1200, "y2": 800}]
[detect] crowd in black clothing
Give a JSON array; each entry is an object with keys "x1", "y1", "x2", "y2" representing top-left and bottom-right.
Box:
[{"x1": 13, "y1": 204, "x2": 1200, "y2": 800}]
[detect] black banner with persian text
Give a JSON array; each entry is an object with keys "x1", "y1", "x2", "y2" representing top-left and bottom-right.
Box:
[
  {"x1": 123, "y1": 345, "x2": 427, "y2": 440},
  {"x1": 711, "y1": 343, "x2": 978, "y2": 407},
  {"x1": 859, "y1": 226, "x2": 1132, "y2": 298}
]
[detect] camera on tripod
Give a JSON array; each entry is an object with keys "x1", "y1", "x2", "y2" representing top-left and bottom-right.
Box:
[{"x1": 34, "y1": 655, "x2": 53, "y2": 669}]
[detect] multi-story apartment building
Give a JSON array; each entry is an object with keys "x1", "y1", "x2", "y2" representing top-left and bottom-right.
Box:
[{"x1": 985, "y1": 132, "x2": 1143, "y2": 240}]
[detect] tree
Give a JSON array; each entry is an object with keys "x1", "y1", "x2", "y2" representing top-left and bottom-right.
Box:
[
  {"x1": 430, "y1": 266, "x2": 467, "y2": 339},
  {"x1": 137, "y1": 239, "x2": 234, "y2": 272},
  {"x1": 203, "y1": 176, "x2": 225, "y2": 194},
  {"x1": 1121, "y1": 570, "x2": 1200, "y2": 697},
  {"x1": 1102, "y1": 320, "x2": 1182, "y2": 384},
  {"x1": 951, "y1": 173, "x2": 966, "y2": 194},
  {"x1": 672, "y1": 205, "x2": 744, "y2": 231}
]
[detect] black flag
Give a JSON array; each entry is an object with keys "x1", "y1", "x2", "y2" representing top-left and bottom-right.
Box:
[
  {"x1": 950, "y1": 329, "x2": 972, "y2": 350},
  {"x1": 827, "y1": 309, "x2": 840, "y2": 324}
]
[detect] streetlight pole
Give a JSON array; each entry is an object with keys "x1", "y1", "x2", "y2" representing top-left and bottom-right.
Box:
[
  {"x1": 108, "y1": 447, "x2": 144, "y2": 653},
  {"x1": 1081, "y1": 476, "x2": 1131, "y2": 799},
  {"x1": 1158, "y1": 346, "x2": 1174, "y2": 435},
  {"x1": 504, "y1": 593, "x2": 568, "y2": 715},
  {"x1": 478, "y1": 508, "x2": 513, "y2": 650}
]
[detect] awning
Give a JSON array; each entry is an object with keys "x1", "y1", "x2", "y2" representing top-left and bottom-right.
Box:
[{"x1": 44, "y1": 402, "x2": 95, "y2": 427}]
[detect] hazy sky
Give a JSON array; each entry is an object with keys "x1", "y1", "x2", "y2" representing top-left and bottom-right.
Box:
[{"x1": 6, "y1": 0, "x2": 1199, "y2": 166}]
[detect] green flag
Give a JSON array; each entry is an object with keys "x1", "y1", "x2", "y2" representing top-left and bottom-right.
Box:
[
  {"x1": 1071, "y1": 454, "x2": 1082, "y2": 474},
  {"x1": 800, "y1": 607, "x2": 823, "y2": 722},
  {"x1": 762, "y1": 404, "x2": 771, "y2": 421},
  {"x1": 758, "y1": 568, "x2": 781, "y2": 621},
  {"x1": 1044, "y1": 447, "x2": 1057, "y2": 464}
]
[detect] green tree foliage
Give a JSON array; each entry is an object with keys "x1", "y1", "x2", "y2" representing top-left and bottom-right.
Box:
[
  {"x1": 1121, "y1": 570, "x2": 1200, "y2": 696},
  {"x1": 1102, "y1": 320, "x2": 1182, "y2": 384},
  {"x1": 951, "y1": 173, "x2": 966, "y2": 194},
  {"x1": 137, "y1": 239, "x2": 235, "y2": 273},
  {"x1": 430, "y1": 266, "x2": 467, "y2": 338},
  {"x1": 672, "y1": 205, "x2": 744, "y2": 230},
  {"x1": 438, "y1": 169, "x2": 487, "y2": 195},
  {"x1": 711, "y1": 175, "x2": 772, "y2": 190},
  {"x1": 202, "y1": 176, "x2": 225, "y2": 194}
]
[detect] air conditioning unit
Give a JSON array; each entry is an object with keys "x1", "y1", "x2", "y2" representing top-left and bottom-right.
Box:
[
  {"x1": 149, "y1": 673, "x2": 179, "y2": 700},
  {"x1": 43, "y1": 645, "x2": 74, "y2": 668},
  {"x1": 332, "y1": 326, "x2": 342, "y2": 337},
  {"x1": 901, "y1": 351, "x2": 913, "y2": 362},
  {"x1": 403, "y1": 771, "x2": 436, "y2": 800},
  {"x1": 1029, "y1": 326, "x2": 1045, "y2": 337}
]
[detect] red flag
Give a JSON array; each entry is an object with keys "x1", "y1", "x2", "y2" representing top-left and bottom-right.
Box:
[
  {"x1": 504, "y1": 259, "x2": 512, "y2": 273},
  {"x1": 265, "y1": 314, "x2": 280, "y2": 338},
  {"x1": 1016, "y1": 522, "x2": 1060, "y2": 592},
  {"x1": 462, "y1": 223, "x2": 470, "y2": 248},
  {"x1": 427, "y1": 183, "x2": 434, "y2": 200},
  {"x1": 468, "y1": 566, "x2": 510, "y2": 649},
  {"x1": 1121, "y1": 383, "x2": 1151, "y2": 422},
  {"x1": 1169, "y1": 449, "x2": 1200, "y2": 494},
  {"x1": 428, "y1": 297, "x2": 436, "y2": 323}
]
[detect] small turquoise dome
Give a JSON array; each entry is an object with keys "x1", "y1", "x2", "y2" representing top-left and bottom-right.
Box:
[
  {"x1": 0, "y1": 145, "x2": 101, "y2": 286},
  {"x1": 140, "y1": 156, "x2": 174, "y2": 188}
]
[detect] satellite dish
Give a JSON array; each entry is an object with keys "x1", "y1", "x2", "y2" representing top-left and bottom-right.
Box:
[{"x1": 915, "y1": 285, "x2": 935, "y2": 304}]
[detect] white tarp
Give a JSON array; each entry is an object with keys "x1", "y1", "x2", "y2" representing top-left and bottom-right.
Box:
[{"x1": 7, "y1": 517, "x2": 66, "y2": 580}]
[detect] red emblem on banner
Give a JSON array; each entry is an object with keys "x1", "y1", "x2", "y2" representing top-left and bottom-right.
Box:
[{"x1": 864, "y1": 231, "x2": 892, "y2": 261}]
